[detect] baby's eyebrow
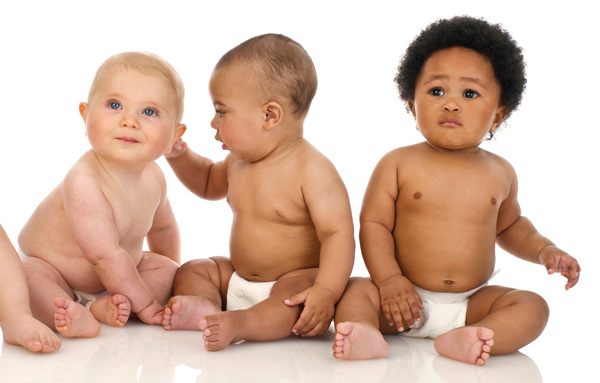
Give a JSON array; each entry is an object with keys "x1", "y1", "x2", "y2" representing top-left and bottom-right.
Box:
[
  {"x1": 460, "y1": 76, "x2": 488, "y2": 90},
  {"x1": 421, "y1": 74, "x2": 488, "y2": 90}
]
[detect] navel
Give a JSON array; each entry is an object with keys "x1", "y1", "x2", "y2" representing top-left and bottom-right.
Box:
[
  {"x1": 413, "y1": 192, "x2": 422, "y2": 199},
  {"x1": 444, "y1": 280, "x2": 455, "y2": 286},
  {"x1": 276, "y1": 209, "x2": 286, "y2": 219}
]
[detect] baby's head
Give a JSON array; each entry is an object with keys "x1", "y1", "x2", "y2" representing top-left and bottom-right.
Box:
[
  {"x1": 214, "y1": 34, "x2": 318, "y2": 119},
  {"x1": 82, "y1": 52, "x2": 186, "y2": 164},
  {"x1": 395, "y1": 16, "x2": 526, "y2": 124},
  {"x1": 88, "y1": 52, "x2": 185, "y2": 123}
]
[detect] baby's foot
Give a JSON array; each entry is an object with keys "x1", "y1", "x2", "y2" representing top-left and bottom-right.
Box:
[
  {"x1": 199, "y1": 311, "x2": 243, "y2": 351},
  {"x1": 2, "y1": 314, "x2": 61, "y2": 353},
  {"x1": 90, "y1": 294, "x2": 131, "y2": 327},
  {"x1": 53, "y1": 297, "x2": 101, "y2": 338},
  {"x1": 333, "y1": 322, "x2": 389, "y2": 360},
  {"x1": 162, "y1": 295, "x2": 220, "y2": 331},
  {"x1": 434, "y1": 326, "x2": 494, "y2": 366}
]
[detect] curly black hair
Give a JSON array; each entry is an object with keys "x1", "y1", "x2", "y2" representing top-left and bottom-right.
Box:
[{"x1": 395, "y1": 16, "x2": 526, "y2": 120}]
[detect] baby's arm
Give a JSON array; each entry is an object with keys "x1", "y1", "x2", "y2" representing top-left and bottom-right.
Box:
[
  {"x1": 146, "y1": 169, "x2": 180, "y2": 264},
  {"x1": 285, "y1": 157, "x2": 355, "y2": 336},
  {"x1": 360, "y1": 153, "x2": 423, "y2": 331},
  {"x1": 62, "y1": 172, "x2": 162, "y2": 324},
  {"x1": 165, "y1": 139, "x2": 229, "y2": 200},
  {"x1": 496, "y1": 165, "x2": 580, "y2": 289}
]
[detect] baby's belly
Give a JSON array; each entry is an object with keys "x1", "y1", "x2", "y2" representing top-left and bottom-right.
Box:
[
  {"x1": 229, "y1": 230, "x2": 320, "y2": 282},
  {"x1": 398, "y1": 250, "x2": 495, "y2": 293}
]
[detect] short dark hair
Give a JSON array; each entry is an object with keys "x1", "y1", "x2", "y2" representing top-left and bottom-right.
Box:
[
  {"x1": 216, "y1": 34, "x2": 318, "y2": 118},
  {"x1": 395, "y1": 16, "x2": 526, "y2": 120}
]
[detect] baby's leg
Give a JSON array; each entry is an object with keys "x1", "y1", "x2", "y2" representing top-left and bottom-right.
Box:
[
  {"x1": 332, "y1": 277, "x2": 390, "y2": 360},
  {"x1": 434, "y1": 285, "x2": 549, "y2": 365},
  {"x1": 200, "y1": 268, "x2": 318, "y2": 352},
  {"x1": 137, "y1": 252, "x2": 180, "y2": 306},
  {"x1": 22, "y1": 257, "x2": 100, "y2": 338},
  {"x1": 162, "y1": 257, "x2": 232, "y2": 331}
]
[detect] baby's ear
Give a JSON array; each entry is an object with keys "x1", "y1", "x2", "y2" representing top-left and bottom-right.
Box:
[
  {"x1": 165, "y1": 124, "x2": 187, "y2": 153},
  {"x1": 263, "y1": 101, "x2": 283, "y2": 131},
  {"x1": 408, "y1": 100, "x2": 417, "y2": 119},
  {"x1": 174, "y1": 123, "x2": 187, "y2": 140},
  {"x1": 491, "y1": 106, "x2": 508, "y2": 133},
  {"x1": 79, "y1": 102, "x2": 89, "y2": 123}
]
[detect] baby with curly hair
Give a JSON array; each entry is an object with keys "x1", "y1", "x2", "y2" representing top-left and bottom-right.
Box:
[{"x1": 332, "y1": 16, "x2": 580, "y2": 365}]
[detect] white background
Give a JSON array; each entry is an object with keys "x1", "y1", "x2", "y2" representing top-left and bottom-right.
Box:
[{"x1": 1, "y1": 1, "x2": 598, "y2": 381}]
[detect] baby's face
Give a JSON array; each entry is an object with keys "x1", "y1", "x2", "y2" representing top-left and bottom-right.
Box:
[
  {"x1": 81, "y1": 67, "x2": 182, "y2": 165},
  {"x1": 410, "y1": 47, "x2": 506, "y2": 153},
  {"x1": 208, "y1": 65, "x2": 266, "y2": 160}
]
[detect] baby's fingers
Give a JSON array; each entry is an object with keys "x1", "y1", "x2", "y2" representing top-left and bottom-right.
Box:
[
  {"x1": 292, "y1": 310, "x2": 315, "y2": 336},
  {"x1": 284, "y1": 291, "x2": 307, "y2": 307},
  {"x1": 563, "y1": 267, "x2": 580, "y2": 290}
]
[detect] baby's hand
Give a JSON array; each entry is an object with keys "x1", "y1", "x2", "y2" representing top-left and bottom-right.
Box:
[
  {"x1": 164, "y1": 139, "x2": 188, "y2": 159},
  {"x1": 136, "y1": 300, "x2": 164, "y2": 325},
  {"x1": 284, "y1": 284, "x2": 336, "y2": 337},
  {"x1": 539, "y1": 245, "x2": 581, "y2": 290},
  {"x1": 379, "y1": 275, "x2": 423, "y2": 332}
]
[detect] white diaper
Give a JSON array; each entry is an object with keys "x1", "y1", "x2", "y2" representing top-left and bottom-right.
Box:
[
  {"x1": 73, "y1": 290, "x2": 109, "y2": 310},
  {"x1": 402, "y1": 282, "x2": 487, "y2": 339},
  {"x1": 226, "y1": 272, "x2": 276, "y2": 311}
]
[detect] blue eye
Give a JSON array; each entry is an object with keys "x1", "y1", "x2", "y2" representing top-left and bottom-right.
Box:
[
  {"x1": 463, "y1": 90, "x2": 479, "y2": 99},
  {"x1": 216, "y1": 110, "x2": 224, "y2": 118},
  {"x1": 143, "y1": 108, "x2": 157, "y2": 117},
  {"x1": 429, "y1": 88, "x2": 444, "y2": 97},
  {"x1": 109, "y1": 101, "x2": 121, "y2": 109}
]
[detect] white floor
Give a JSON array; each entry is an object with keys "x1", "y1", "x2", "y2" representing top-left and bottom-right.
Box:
[{"x1": 0, "y1": 319, "x2": 592, "y2": 383}]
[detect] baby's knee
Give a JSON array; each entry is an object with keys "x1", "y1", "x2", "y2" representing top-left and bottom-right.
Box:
[
  {"x1": 21, "y1": 256, "x2": 57, "y2": 279},
  {"x1": 513, "y1": 290, "x2": 550, "y2": 326},
  {"x1": 274, "y1": 268, "x2": 318, "y2": 293}
]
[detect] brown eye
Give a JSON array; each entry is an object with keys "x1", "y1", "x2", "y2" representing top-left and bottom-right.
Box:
[
  {"x1": 463, "y1": 89, "x2": 479, "y2": 99},
  {"x1": 429, "y1": 87, "x2": 444, "y2": 96}
]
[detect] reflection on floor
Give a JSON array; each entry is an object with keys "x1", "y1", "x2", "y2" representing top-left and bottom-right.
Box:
[{"x1": 0, "y1": 321, "x2": 542, "y2": 382}]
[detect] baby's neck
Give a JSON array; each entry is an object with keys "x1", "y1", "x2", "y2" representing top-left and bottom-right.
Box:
[{"x1": 92, "y1": 151, "x2": 151, "y2": 182}]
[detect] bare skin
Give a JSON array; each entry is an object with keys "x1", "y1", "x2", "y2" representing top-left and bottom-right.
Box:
[
  {"x1": 19, "y1": 62, "x2": 186, "y2": 337},
  {"x1": 89, "y1": 294, "x2": 132, "y2": 328},
  {"x1": 163, "y1": 61, "x2": 354, "y2": 350},
  {"x1": 0, "y1": 224, "x2": 60, "y2": 352},
  {"x1": 334, "y1": 47, "x2": 580, "y2": 365}
]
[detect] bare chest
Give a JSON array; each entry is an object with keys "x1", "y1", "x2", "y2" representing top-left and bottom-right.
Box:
[
  {"x1": 226, "y1": 162, "x2": 311, "y2": 225},
  {"x1": 397, "y1": 163, "x2": 507, "y2": 222},
  {"x1": 105, "y1": 187, "x2": 160, "y2": 245}
]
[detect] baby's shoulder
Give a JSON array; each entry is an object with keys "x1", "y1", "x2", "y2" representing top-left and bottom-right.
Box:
[
  {"x1": 480, "y1": 149, "x2": 517, "y2": 175},
  {"x1": 375, "y1": 144, "x2": 423, "y2": 168},
  {"x1": 63, "y1": 151, "x2": 102, "y2": 187}
]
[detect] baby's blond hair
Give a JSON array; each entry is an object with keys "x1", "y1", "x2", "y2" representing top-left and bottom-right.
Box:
[
  {"x1": 88, "y1": 52, "x2": 185, "y2": 122},
  {"x1": 216, "y1": 34, "x2": 317, "y2": 118}
]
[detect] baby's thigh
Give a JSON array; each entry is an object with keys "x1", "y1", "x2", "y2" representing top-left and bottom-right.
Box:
[
  {"x1": 466, "y1": 285, "x2": 550, "y2": 323},
  {"x1": 138, "y1": 252, "x2": 179, "y2": 275},
  {"x1": 21, "y1": 256, "x2": 73, "y2": 296},
  {"x1": 270, "y1": 268, "x2": 319, "y2": 297},
  {"x1": 174, "y1": 256, "x2": 234, "y2": 298}
]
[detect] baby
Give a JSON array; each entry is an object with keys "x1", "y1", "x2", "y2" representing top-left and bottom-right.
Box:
[
  {"x1": 332, "y1": 16, "x2": 580, "y2": 365},
  {"x1": 161, "y1": 34, "x2": 355, "y2": 351},
  {"x1": 0, "y1": 224, "x2": 60, "y2": 352},
  {"x1": 19, "y1": 52, "x2": 187, "y2": 338}
]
